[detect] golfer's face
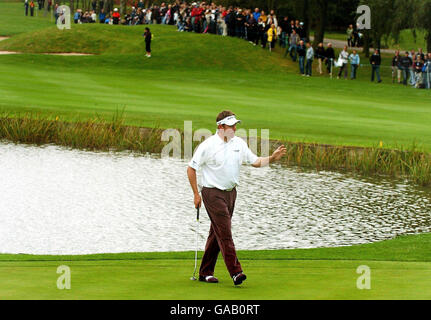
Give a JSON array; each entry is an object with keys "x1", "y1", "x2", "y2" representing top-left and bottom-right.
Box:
[{"x1": 220, "y1": 124, "x2": 236, "y2": 139}]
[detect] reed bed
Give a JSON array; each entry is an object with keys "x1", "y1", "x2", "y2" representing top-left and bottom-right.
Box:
[
  {"x1": 276, "y1": 140, "x2": 431, "y2": 186},
  {"x1": 0, "y1": 112, "x2": 164, "y2": 154},
  {"x1": 0, "y1": 112, "x2": 430, "y2": 187}
]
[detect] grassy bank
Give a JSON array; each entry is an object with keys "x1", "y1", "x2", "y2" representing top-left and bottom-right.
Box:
[
  {"x1": 2, "y1": 113, "x2": 431, "y2": 186},
  {"x1": 1, "y1": 233, "x2": 431, "y2": 299}
]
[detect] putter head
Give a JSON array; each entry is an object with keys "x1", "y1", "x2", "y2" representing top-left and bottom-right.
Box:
[{"x1": 190, "y1": 276, "x2": 197, "y2": 281}]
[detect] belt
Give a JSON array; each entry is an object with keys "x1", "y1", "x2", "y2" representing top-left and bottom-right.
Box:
[{"x1": 202, "y1": 186, "x2": 235, "y2": 192}]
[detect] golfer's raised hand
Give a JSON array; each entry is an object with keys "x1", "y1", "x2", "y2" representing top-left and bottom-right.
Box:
[
  {"x1": 271, "y1": 145, "x2": 287, "y2": 162},
  {"x1": 194, "y1": 193, "x2": 202, "y2": 209}
]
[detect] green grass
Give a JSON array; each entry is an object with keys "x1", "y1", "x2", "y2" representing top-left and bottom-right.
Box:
[
  {"x1": 1, "y1": 233, "x2": 431, "y2": 299},
  {"x1": 1, "y1": 3, "x2": 430, "y2": 153},
  {"x1": 0, "y1": 0, "x2": 55, "y2": 36},
  {"x1": 320, "y1": 30, "x2": 428, "y2": 52},
  {"x1": 1, "y1": 2, "x2": 431, "y2": 299}
]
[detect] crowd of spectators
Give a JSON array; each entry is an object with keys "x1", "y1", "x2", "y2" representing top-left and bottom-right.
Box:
[
  {"x1": 25, "y1": 0, "x2": 431, "y2": 88},
  {"x1": 392, "y1": 49, "x2": 431, "y2": 88}
]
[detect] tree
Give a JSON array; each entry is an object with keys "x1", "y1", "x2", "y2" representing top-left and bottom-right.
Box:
[
  {"x1": 120, "y1": 0, "x2": 127, "y2": 16},
  {"x1": 359, "y1": 0, "x2": 397, "y2": 55},
  {"x1": 414, "y1": 0, "x2": 431, "y2": 52},
  {"x1": 312, "y1": 0, "x2": 329, "y2": 47}
]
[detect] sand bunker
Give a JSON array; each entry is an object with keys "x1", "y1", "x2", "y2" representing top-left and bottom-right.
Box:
[
  {"x1": 43, "y1": 52, "x2": 94, "y2": 56},
  {"x1": 0, "y1": 51, "x2": 19, "y2": 55},
  {"x1": 0, "y1": 50, "x2": 94, "y2": 56}
]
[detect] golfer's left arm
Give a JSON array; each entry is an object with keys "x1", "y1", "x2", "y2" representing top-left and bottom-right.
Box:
[{"x1": 252, "y1": 145, "x2": 287, "y2": 168}]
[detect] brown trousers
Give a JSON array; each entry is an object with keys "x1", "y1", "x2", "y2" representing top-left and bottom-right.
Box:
[{"x1": 199, "y1": 187, "x2": 242, "y2": 278}]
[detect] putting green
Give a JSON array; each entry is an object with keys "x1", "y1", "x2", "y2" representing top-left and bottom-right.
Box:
[
  {"x1": 1, "y1": 233, "x2": 431, "y2": 299},
  {"x1": 1, "y1": 259, "x2": 430, "y2": 300}
]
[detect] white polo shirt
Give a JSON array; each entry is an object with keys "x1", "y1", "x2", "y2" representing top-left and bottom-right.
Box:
[{"x1": 188, "y1": 133, "x2": 259, "y2": 190}]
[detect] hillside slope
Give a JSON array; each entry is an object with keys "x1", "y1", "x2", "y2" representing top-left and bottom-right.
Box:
[{"x1": 0, "y1": 24, "x2": 289, "y2": 72}]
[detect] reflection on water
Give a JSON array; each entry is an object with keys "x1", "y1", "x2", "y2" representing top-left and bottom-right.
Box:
[{"x1": 0, "y1": 142, "x2": 430, "y2": 254}]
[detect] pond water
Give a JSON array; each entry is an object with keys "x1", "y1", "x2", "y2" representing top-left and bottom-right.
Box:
[{"x1": 0, "y1": 142, "x2": 430, "y2": 255}]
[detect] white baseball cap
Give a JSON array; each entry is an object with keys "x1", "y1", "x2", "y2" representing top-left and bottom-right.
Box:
[{"x1": 217, "y1": 115, "x2": 241, "y2": 126}]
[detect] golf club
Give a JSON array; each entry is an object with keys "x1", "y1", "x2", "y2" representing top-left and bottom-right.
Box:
[{"x1": 190, "y1": 206, "x2": 200, "y2": 281}]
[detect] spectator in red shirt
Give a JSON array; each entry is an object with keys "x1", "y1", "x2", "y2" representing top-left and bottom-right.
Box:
[{"x1": 112, "y1": 8, "x2": 120, "y2": 25}]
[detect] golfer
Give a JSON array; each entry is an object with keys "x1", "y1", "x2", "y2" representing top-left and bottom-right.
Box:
[{"x1": 187, "y1": 110, "x2": 286, "y2": 285}]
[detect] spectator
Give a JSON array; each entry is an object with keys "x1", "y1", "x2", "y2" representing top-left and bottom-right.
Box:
[
  {"x1": 260, "y1": 10, "x2": 267, "y2": 24},
  {"x1": 414, "y1": 55, "x2": 424, "y2": 88},
  {"x1": 294, "y1": 20, "x2": 300, "y2": 33},
  {"x1": 297, "y1": 22, "x2": 306, "y2": 42},
  {"x1": 305, "y1": 42, "x2": 314, "y2": 77},
  {"x1": 267, "y1": 23, "x2": 277, "y2": 52},
  {"x1": 267, "y1": 10, "x2": 278, "y2": 29},
  {"x1": 138, "y1": 0, "x2": 145, "y2": 10},
  {"x1": 146, "y1": 9, "x2": 152, "y2": 24},
  {"x1": 392, "y1": 50, "x2": 401, "y2": 84},
  {"x1": 112, "y1": 8, "x2": 120, "y2": 25},
  {"x1": 289, "y1": 20, "x2": 295, "y2": 35},
  {"x1": 235, "y1": 9, "x2": 245, "y2": 39},
  {"x1": 143, "y1": 27, "x2": 152, "y2": 58},
  {"x1": 153, "y1": 5, "x2": 160, "y2": 24},
  {"x1": 30, "y1": 0, "x2": 35, "y2": 17},
  {"x1": 279, "y1": 16, "x2": 289, "y2": 48},
  {"x1": 286, "y1": 29, "x2": 299, "y2": 61},
  {"x1": 424, "y1": 53, "x2": 431, "y2": 89},
  {"x1": 325, "y1": 43, "x2": 335, "y2": 75},
  {"x1": 99, "y1": 8, "x2": 106, "y2": 23},
  {"x1": 160, "y1": 2, "x2": 168, "y2": 24},
  {"x1": 370, "y1": 49, "x2": 382, "y2": 83},
  {"x1": 91, "y1": 10, "x2": 97, "y2": 23},
  {"x1": 217, "y1": 9, "x2": 227, "y2": 36},
  {"x1": 256, "y1": 17, "x2": 266, "y2": 47},
  {"x1": 191, "y1": 3, "x2": 203, "y2": 33},
  {"x1": 352, "y1": 26, "x2": 359, "y2": 47},
  {"x1": 418, "y1": 48, "x2": 425, "y2": 61},
  {"x1": 184, "y1": 17, "x2": 193, "y2": 32},
  {"x1": 24, "y1": 0, "x2": 29, "y2": 16},
  {"x1": 400, "y1": 51, "x2": 413, "y2": 85},
  {"x1": 409, "y1": 50, "x2": 416, "y2": 86},
  {"x1": 346, "y1": 24, "x2": 354, "y2": 47},
  {"x1": 74, "y1": 9, "x2": 81, "y2": 24},
  {"x1": 337, "y1": 45, "x2": 349, "y2": 79},
  {"x1": 297, "y1": 40, "x2": 306, "y2": 75},
  {"x1": 245, "y1": 13, "x2": 257, "y2": 44},
  {"x1": 349, "y1": 49, "x2": 360, "y2": 80},
  {"x1": 315, "y1": 42, "x2": 325, "y2": 75},
  {"x1": 226, "y1": 8, "x2": 235, "y2": 37},
  {"x1": 253, "y1": 8, "x2": 260, "y2": 21}
]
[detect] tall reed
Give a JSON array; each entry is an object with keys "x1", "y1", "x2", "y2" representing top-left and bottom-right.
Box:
[{"x1": 0, "y1": 112, "x2": 430, "y2": 187}]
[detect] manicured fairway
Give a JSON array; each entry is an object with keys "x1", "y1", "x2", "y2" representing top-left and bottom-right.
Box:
[{"x1": 1, "y1": 53, "x2": 431, "y2": 151}]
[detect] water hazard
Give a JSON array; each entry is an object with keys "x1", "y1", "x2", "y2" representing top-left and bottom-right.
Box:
[{"x1": 0, "y1": 142, "x2": 430, "y2": 255}]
